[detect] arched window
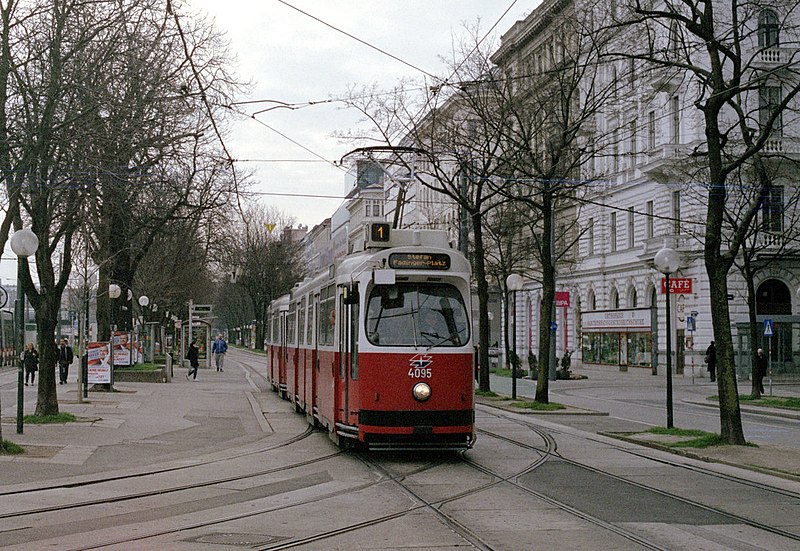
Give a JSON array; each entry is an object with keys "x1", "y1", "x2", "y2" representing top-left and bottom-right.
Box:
[
  {"x1": 759, "y1": 10, "x2": 780, "y2": 48},
  {"x1": 610, "y1": 288, "x2": 620, "y2": 309},
  {"x1": 756, "y1": 279, "x2": 791, "y2": 315},
  {"x1": 588, "y1": 289, "x2": 596, "y2": 311},
  {"x1": 628, "y1": 287, "x2": 638, "y2": 308}
]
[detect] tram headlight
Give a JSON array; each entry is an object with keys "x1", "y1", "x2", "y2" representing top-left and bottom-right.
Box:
[{"x1": 412, "y1": 382, "x2": 432, "y2": 402}]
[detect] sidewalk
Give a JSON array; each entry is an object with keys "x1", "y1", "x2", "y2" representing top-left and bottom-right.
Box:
[{"x1": 482, "y1": 370, "x2": 800, "y2": 482}]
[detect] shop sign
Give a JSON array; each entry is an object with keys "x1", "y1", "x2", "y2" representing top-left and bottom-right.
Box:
[
  {"x1": 661, "y1": 277, "x2": 693, "y2": 294},
  {"x1": 581, "y1": 308, "x2": 651, "y2": 332},
  {"x1": 555, "y1": 291, "x2": 570, "y2": 307}
]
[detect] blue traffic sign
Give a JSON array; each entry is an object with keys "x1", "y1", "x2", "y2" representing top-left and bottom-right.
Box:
[
  {"x1": 686, "y1": 315, "x2": 695, "y2": 332},
  {"x1": 550, "y1": 322, "x2": 558, "y2": 332},
  {"x1": 764, "y1": 319, "x2": 773, "y2": 337}
]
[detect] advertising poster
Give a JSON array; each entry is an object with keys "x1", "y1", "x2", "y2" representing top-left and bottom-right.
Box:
[
  {"x1": 194, "y1": 326, "x2": 209, "y2": 359},
  {"x1": 87, "y1": 342, "x2": 111, "y2": 384},
  {"x1": 113, "y1": 331, "x2": 131, "y2": 366},
  {"x1": 112, "y1": 332, "x2": 143, "y2": 366}
]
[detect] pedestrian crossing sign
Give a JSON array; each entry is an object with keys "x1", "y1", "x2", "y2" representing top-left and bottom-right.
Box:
[{"x1": 763, "y1": 319, "x2": 773, "y2": 337}]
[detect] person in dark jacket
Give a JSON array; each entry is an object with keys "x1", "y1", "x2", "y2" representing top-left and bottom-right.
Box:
[
  {"x1": 705, "y1": 341, "x2": 716, "y2": 382},
  {"x1": 755, "y1": 348, "x2": 768, "y2": 394},
  {"x1": 22, "y1": 343, "x2": 39, "y2": 386},
  {"x1": 186, "y1": 338, "x2": 199, "y2": 380},
  {"x1": 58, "y1": 338, "x2": 74, "y2": 385}
]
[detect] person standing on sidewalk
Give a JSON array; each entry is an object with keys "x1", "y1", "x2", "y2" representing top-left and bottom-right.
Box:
[
  {"x1": 755, "y1": 348, "x2": 768, "y2": 394},
  {"x1": 58, "y1": 338, "x2": 74, "y2": 385},
  {"x1": 22, "y1": 343, "x2": 39, "y2": 386},
  {"x1": 705, "y1": 341, "x2": 716, "y2": 382},
  {"x1": 212, "y1": 334, "x2": 228, "y2": 371},
  {"x1": 186, "y1": 338, "x2": 199, "y2": 380}
]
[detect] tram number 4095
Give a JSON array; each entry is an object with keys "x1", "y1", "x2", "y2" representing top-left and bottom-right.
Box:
[{"x1": 408, "y1": 367, "x2": 432, "y2": 378}]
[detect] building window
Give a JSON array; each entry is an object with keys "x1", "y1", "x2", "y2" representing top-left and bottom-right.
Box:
[
  {"x1": 648, "y1": 111, "x2": 656, "y2": 149},
  {"x1": 613, "y1": 129, "x2": 619, "y2": 172},
  {"x1": 670, "y1": 96, "x2": 680, "y2": 144},
  {"x1": 610, "y1": 212, "x2": 617, "y2": 252},
  {"x1": 646, "y1": 200, "x2": 654, "y2": 239},
  {"x1": 672, "y1": 191, "x2": 681, "y2": 234},
  {"x1": 588, "y1": 218, "x2": 595, "y2": 255},
  {"x1": 762, "y1": 185, "x2": 784, "y2": 233},
  {"x1": 627, "y1": 207, "x2": 635, "y2": 248},
  {"x1": 629, "y1": 288, "x2": 638, "y2": 308},
  {"x1": 759, "y1": 10, "x2": 780, "y2": 48},
  {"x1": 629, "y1": 120, "x2": 637, "y2": 168},
  {"x1": 611, "y1": 288, "x2": 620, "y2": 309},
  {"x1": 759, "y1": 86, "x2": 783, "y2": 135}
]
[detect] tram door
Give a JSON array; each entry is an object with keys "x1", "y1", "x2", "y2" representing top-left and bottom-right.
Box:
[
  {"x1": 280, "y1": 310, "x2": 287, "y2": 398},
  {"x1": 337, "y1": 286, "x2": 360, "y2": 427}
]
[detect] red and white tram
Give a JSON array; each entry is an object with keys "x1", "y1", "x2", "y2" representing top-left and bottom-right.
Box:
[{"x1": 266, "y1": 223, "x2": 475, "y2": 450}]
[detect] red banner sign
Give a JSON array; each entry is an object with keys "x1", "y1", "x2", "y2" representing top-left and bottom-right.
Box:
[
  {"x1": 661, "y1": 277, "x2": 693, "y2": 294},
  {"x1": 555, "y1": 291, "x2": 570, "y2": 307}
]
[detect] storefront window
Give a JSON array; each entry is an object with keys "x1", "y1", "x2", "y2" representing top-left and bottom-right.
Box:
[
  {"x1": 627, "y1": 333, "x2": 652, "y2": 366},
  {"x1": 601, "y1": 333, "x2": 620, "y2": 364}
]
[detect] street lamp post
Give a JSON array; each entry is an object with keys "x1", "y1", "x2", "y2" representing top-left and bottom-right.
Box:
[
  {"x1": 506, "y1": 274, "x2": 524, "y2": 400},
  {"x1": 654, "y1": 247, "x2": 680, "y2": 429},
  {"x1": 108, "y1": 284, "x2": 121, "y2": 388},
  {"x1": 11, "y1": 228, "x2": 39, "y2": 434},
  {"x1": 138, "y1": 295, "x2": 149, "y2": 363}
]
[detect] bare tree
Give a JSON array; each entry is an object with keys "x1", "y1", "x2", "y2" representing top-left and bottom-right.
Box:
[
  {"x1": 605, "y1": 0, "x2": 800, "y2": 443},
  {"x1": 222, "y1": 206, "x2": 305, "y2": 350}
]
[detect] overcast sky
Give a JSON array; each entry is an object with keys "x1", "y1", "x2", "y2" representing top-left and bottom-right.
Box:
[
  {"x1": 190, "y1": 0, "x2": 535, "y2": 228},
  {"x1": 1, "y1": 1, "x2": 536, "y2": 287}
]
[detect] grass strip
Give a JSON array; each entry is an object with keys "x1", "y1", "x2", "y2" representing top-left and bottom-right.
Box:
[
  {"x1": 23, "y1": 413, "x2": 77, "y2": 424},
  {"x1": 0, "y1": 440, "x2": 24, "y2": 454},
  {"x1": 510, "y1": 400, "x2": 566, "y2": 411}
]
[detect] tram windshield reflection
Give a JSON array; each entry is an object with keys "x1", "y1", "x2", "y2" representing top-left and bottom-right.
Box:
[{"x1": 366, "y1": 283, "x2": 469, "y2": 347}]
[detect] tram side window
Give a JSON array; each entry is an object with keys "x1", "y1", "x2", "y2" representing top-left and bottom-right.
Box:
[
  {"x1": 306, "y1": 295, "x2": 314, "y2": 345},
  {"x1": 271, "y1": 314, "x2": 279, "y2": 346},
  {"x1": 287, "y1": 304, "x2": 297, "y2": 346},
  {"x1": 318, "y1": 285, "x2": 335, "y2": 346},
  {"x1": 366, "y1": 283, "x2": 469, "y2": 347},
  {"x1": 298, "y1": 298, "x2": 306, "y2": 346}
]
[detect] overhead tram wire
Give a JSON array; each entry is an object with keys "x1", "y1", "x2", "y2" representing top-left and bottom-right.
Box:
[
  {"x1": 275, "y1": 0, "x2": 441, "y2": 81},
  {"x1": 230, "y1": 105, "x2": 346, "y2": 173}
]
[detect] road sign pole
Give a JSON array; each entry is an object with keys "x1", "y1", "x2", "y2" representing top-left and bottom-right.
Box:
[{"x1": 763, "y1": 319, "x2": 773, "y2": 396}]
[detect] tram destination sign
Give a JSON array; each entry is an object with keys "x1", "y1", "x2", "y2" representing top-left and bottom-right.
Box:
[{"x1": 389, "y1": 252, "x2": 451, "y2": 270}]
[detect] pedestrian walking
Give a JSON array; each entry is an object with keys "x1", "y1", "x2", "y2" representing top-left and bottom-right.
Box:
[
  {"x1": 58, "y1": 338, "x2": 74, "y2": 385},
  {"x1": 22, "y1": 343, "x2": 39, "y2": 386},
  {"x1": 705, "y1": 341, "x2": 716, "y2": 382},
  {"x1": 756, "y1": 348, "x2": 768, "y2": 394},
  {"x1": 212, "y1": 334, "x2": 228, "y2": 371},
  {"x1": 186, "y1": 338, "x2": 199, "y2": 380}
]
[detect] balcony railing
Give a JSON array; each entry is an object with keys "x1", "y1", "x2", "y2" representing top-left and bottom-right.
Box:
[{"x1": 753, "y1": 47, "x2": 797, "y2": 67}]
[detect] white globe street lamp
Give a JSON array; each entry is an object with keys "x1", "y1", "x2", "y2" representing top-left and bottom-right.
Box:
[
  {"x1": 654, "y1": 247, "x2": 680, "y2": 429},
  {"x1": 108, "y1": 284, "x2": 121, "y2": 299},
  {"x1": 10, "y1": 228, "x2": 39, "y2": 435}
]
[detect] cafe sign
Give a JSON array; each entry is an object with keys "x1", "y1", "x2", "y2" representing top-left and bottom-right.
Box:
[{"x1": 661, "y1": 277, "x2": 693, "y2": 294}]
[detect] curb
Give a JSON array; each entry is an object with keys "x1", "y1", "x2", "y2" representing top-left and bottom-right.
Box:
[
  {"x1": 601, "y1": 431, "x2": 800, "y2": 483},
  {"x1": 476, "y1": 396, "x2": 608, "y2": 416},
  {"x1": 683, "y1": 399, "x2": 800, "y2": 421}
]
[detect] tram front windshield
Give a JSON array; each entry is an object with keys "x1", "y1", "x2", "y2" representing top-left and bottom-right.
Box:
[{"x1": 366, "y1": 283, "x2": 469, "y2": 347}]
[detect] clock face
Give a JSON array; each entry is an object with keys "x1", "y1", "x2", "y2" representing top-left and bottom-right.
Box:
[{"x1": 0, "y1": 286, "x2": 7, "y2": 309}]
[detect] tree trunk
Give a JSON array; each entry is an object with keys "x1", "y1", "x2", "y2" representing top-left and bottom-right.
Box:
[
  {"x1": 473, "y1": 212, "x2": 492, "y2": 392},
  {"x1": 536, "y1": 193, "x2": 556, "y2": 403},
  {"x1": 34, "y1": 293, "x2": 61, "y2": 417},
  {"x1": 743, "y1": 259, "x2": 761, "y2": 399},
  {"x1": 707, "y1": 264, "x2": 746, "y2": 444}
]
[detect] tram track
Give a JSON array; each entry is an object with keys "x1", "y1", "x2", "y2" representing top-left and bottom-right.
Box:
[{"x1": 477, "y1": 408, "x2": 800, "y2": 545}]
